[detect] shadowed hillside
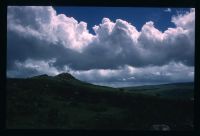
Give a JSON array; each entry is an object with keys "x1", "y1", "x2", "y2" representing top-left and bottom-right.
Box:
[{"x1": 7, "y1": 73, "x2": 194, "y2": 130}]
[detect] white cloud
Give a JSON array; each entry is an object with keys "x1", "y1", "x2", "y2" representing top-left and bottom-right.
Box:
[
  {"x1": 64, "y1": 62, "x2": 194, "y2": 87},
  {"x1": 164, "y1": 8, "x2": 171, "y2": 12},
  {"x1": 15, "y1": 58, "x2": 59, "y2": 76},
  {"x1": 7, "y1": 6, "x2": 94, "y2": 52},
  {"x1": 8, "y1": 57, "x2": 193, "y2": 87},
  {"x1": 7, "y1": 6, "x2": 194, "y2": 68},
  {"x1": 7, "y1": 6, "x2": 195, "y2": 86},
  {"x1": 83, "y1": 8, "x2": 194, "y2": 68},
  {"x1": 172, "y1": 8, "x2": 195, "y2": 30}
]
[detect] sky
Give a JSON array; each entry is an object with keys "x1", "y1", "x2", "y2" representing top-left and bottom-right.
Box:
[
  {"x1": 54, "y1": 7, "x2": 189, "y2": 34},
  {"x1": 7, "y1": 6, "x2": 195, "y2": 87}
]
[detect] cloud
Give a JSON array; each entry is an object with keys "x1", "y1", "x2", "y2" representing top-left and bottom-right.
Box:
[
  {"x1": 164, "y1": 8, "x2": 171, "y2": 12},
  {"x1": 7, "y1": 59, "x2": 193, "y2": 87},
  {"x1": 7, "y1": 6, "x2": 195, "y2": 86},
  {"x1": 172, "y1": 8, "x2": 195, "y2": 31},
  {"x1": 7, "y1": 58, "x2": 59, "y2": 78},
  {"x1": 70, "y1": 62, "x2": 194, "y2": 87},
  {"x1": 7, "y1": 6, "x2": 94, "y2": 52}
]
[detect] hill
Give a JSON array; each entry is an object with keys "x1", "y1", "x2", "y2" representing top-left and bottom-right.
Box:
[
  {"x1": 6, "y1": 73, "x2": 194, "y2": 130},
  {"x1": 122, "y1": 82, "x2": 194, "y2": 100}
]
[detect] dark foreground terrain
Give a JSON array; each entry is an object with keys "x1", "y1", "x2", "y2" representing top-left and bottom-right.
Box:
[{"x1": 7, "y1": 73, "x2": 194, "y2": 130}]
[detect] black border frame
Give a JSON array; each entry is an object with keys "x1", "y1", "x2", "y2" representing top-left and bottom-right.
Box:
[{"x1": 1, "y1": 0, "x2": 199, "y2": 136}]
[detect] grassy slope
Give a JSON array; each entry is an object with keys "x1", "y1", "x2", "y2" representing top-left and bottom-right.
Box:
[{"x1": 6, "y1": 75, "x2": 194, "y2": 130}]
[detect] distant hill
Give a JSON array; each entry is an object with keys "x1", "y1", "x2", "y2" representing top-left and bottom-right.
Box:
[
  {"x1": 122, "y1": 82, "x2": 194, "y2": 100},
  {"x1": 6, "y1": 73, "x2": 194, "y2": 130}
]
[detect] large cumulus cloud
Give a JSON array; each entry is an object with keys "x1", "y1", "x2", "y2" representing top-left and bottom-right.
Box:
[
  {"x1": 7, "y1": 6, "x2": 195, "y2": 86},
  {"x1": 7, "y1": 6, "x2": 94, "y2": 51}
]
